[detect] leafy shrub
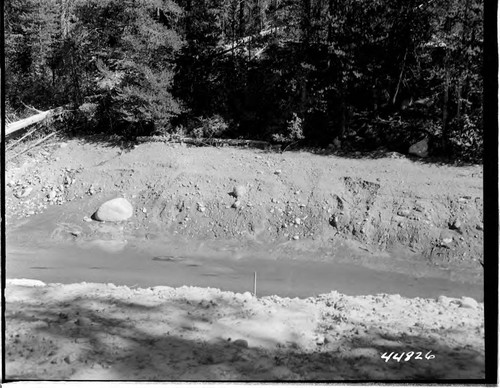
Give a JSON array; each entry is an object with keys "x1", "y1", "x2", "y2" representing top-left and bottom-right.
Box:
[
  {"x1": 272, "y1": 113, "x2": 305, "y2": 143},
  {"x1": 448, "y1": 114, "x2": 483, "y2": 163},
  {"x1": 191, "y1": 115, "x2": 229, "y2": 139}
]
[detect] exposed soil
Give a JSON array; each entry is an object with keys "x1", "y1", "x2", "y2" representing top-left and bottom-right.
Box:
[
  {"x1": 4, "y1": 136, "x2": 484, "y2": 381},
  {"x1": 5, "y1": 279, "x2": 484, "y2": 381}
]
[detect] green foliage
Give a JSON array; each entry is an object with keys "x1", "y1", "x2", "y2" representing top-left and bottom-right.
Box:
[
  {"x1": 192, "y1": 115, "x2": 229, "y2": 139},
  {"x1": 73, "y1": 0, "x2": 185, "y2": 137},
  {"x1": 448, "y1": 114, "x2": 483, "y2": 163},
  {"x1": 272, "y1": 113, "x2": 305, "y2": 143},
  {"x1": 5, "y1": 0, "x2": 185, "y2": 137},
  {"x1": 5, "y1": 0, "x2": 483, "y2": 162}
]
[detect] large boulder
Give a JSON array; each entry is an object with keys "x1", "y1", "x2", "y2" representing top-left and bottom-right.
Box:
[
  {"x1": 408, "y1": 138, "x2": 429, "y2": 158},
  {"x1": 93, "y1": 198, "x2": 133, "y2": 222}
]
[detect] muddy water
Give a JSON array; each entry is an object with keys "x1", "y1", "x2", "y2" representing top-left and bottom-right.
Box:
[{"x1": 6, "y1": 206, "x2": 483, "y2": 300}]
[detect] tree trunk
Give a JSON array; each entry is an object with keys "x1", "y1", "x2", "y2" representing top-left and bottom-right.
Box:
[
  {"x1": 327, "y1": 0, "x2": 334, "y2": 43},
  {"x1": 441, "y1": 68, "x2": 450, "y2": 152},
  {"x1": 456, "y1": 81, "x2": 462, "y2": 119},
  {"x1": 301, "y1": 0, "x2": 311, "y2": 48},
  {"x1": 239, "y1": 0, "x2": 245, "y2": 38}
]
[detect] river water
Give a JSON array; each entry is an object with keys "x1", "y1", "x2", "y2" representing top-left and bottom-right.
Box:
[{"x1": 6, "y1": 206, "x2": 483, "y2": 300}]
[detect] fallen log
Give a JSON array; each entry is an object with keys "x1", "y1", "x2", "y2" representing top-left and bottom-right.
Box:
[
  {"x1": 5, "y1": 105, "x2": 69, "y2": 137},
  {"x1": 7, "y1": 131, "x2": 59, "y2": 161},
  {"x1": 136, "y1": 136, "x2": 271, "y2": 149},
  {"x1": 5, "y1": 126, "x2": 41, "y2": 151},
  {"x1": 221, "y1": 27, "x2": 284, "y2": 52},
  {"x1": 5, "y1": 110, "x2": 52, "y2": 136}
]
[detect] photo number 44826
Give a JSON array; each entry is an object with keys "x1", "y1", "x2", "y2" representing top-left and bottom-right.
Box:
[{"x1": 381, "y1": 351, "x2": 435, "y2": 362}]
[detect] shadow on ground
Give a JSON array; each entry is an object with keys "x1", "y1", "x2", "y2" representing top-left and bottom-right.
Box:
[{"x1": 5, "y1": 291, "x2": 485, "y2": 382}]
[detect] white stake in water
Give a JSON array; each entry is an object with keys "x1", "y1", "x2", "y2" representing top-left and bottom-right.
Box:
[{"x1": 253, "y1": 271, "x2": 257, "y2": 297}]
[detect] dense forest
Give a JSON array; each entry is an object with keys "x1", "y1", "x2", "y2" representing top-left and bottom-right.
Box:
[{"x1": 5, "y1": 0, "x2": 483, "y2": 161}]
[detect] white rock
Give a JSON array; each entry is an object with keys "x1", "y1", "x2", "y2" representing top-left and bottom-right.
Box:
[
  {"x1": 437, "y1": 295, "x2": 451, "y2": 305},
  {"x1": 232, "y1": 185, "x2": 247, "y2": 198},
  {"x1": 19, "y1": 187, "x2": 33, "y2": 197},
  {"x1": 94, "y1": 198, "x2": 133, "y2": 222},
  {"x1": 7, "y1": 279, "x2": 46, "y2": 287},
  {"x1": 408, "y1": 138, "x2": 429, "y2": 158},
  {"x1": 459, "y1": 297, "x2": 478, "y2": 309}
]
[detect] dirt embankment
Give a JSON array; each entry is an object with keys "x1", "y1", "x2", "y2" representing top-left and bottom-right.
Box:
[{"x1": 6, "y1": 138, "x2": 484, "y2": 277}]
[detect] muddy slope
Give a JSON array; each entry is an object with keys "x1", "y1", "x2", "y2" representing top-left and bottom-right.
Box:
[{"x1": 6, "y1": 138, "x2": 484, "y2": 279}]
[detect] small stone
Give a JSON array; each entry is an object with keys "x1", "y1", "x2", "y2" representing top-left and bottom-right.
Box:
[
  {"x1": 397, "y1": 209, "x2": 411, "y2": 217},
  {"x1": 233, "y1": 339, "x2": 249, "y2": 348},
  {"x1": 274, "y1": 170, "x2": 282, "y2": 175},
  {"x1": 437, "y1": 295, "x2": 451, "y2": 306},
  {"x1": 18, "y1": 187, "x2": 33, "y2": 198},
  {"x1": 295, "y1": 218, "x2": 301, "y2": 225},
  {"x1": 48, "y1": 191, "x2": 57, "y2": 200},
  {"x1": 60, "y1": 142, "x2": 68, "y2": 148},
  {"x1": 450, "y1": 219, "x2": 462, "y2": 230},
  {"x1": 476, "y1": 224, "x2": 484, "y2": 231},
  {"x1": 75, "y1": 317, "x2": 91, "y2": 326},
  {"x1": 83, "y1": 216, "x2": 92, "y2": 222},
  {"x1": 459, "y1": 297, "x2": 478, "y2": 309},
  {"x1": 232, "y1": 200, "x2": 241, "y2": 209},
  {"x1": 316, "y1": 336, "x2": 325, "y2": 346},
  {"x1": 142, "y1": 208, "x2": 147, "y2": 213},
  {"x1": 232, "y1": 185, "x2": 247, "y2": 198},
  {"x1": 439, "y1": 230, "x2": 454, "y2": 245},
  {"x1": 63, "y1": 355, "x2": 72, "y2": 364},
  {"x1": 293, "y1": 235, "x2": 299, "y2": 240}
]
